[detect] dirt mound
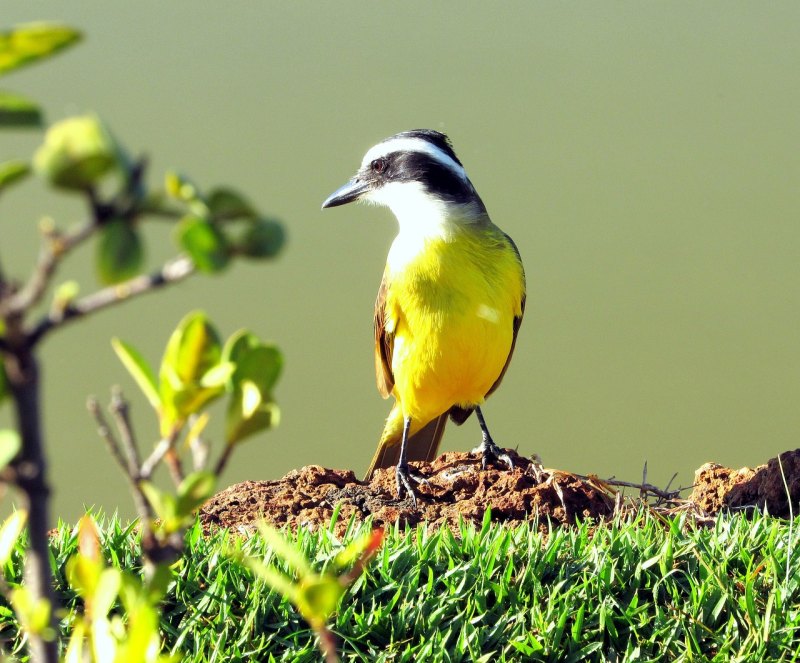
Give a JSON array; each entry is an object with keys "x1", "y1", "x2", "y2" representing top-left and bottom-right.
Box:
[
  {"x1": 199, "y1": 448, "x2": 800, "y2": 534},
  {"x1": 690, "y1": 449, "x2": 800, "y2": 517},
  {"x1": 199, "y1": 450, "x2": 614, "y2": 535}
]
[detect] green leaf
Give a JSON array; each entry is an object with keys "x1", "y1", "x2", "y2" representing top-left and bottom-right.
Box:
[
  {"x1": 0, "y1": 429, "x2": 21, "y2": 469},
  {"x1": 176, "y1": 471, "x2": 215, "y2": 516},
  {"x1": 238, "y1": 218, "x2": 285, "y2": 259},
  {"x1": 176, "y1": 216, "x2": 230, "y2": 273},
  {"x1": 144, "y1": 563, "x2": 173, "y2": 603},
  {"x1": 226, "y1": 395, "x2": 279, "y2": 446},
  {"x1": 93, "y1": 568, "x2": 122, "y2": 618},
  {"x1": 96, "y1": 219, "x2": 144, "y2": 284},
  {"x1": 10, "y1": 586, "x2": 52, "y2": 636},
  {"x1": 158, "y1": 313, "x2": 224, "y2": 430},
  {"x1": 297, "y1": 575, "x2": 345, "y2": 627},
  {"x1": 0, "y1": 160, "x2": 30, "y2": 192},
  {"x1": 224, "y1": 341, "x2": 283, "y2": 444},
  {"x1": 66, "y1": 554, "x2": 103, "y2": 598},
  {"x1": 240, "y1": 555, "x2": 299, "y2": 604},
  {"x1": 0, "y1": 510, "x2": 27, "y2": 567},
  {"x1": 222, "y1": 329, "x2": 260, "y2": 366},
  {"x1": 165, "y1": 171, "x2": 201, "y2": 204},
  {"x1": 240, "y1": 381, "x2": 262, "y2": 418},
  {"x1": 111, "y1": 338, "x2": 160, "y2": 410},
  {"x1": 0, "y1": 90, "x2": 42, "y2": 128},
  {"x1": 167, "y1": 384, "x2": 225, "y2": 428},
  {"x1": 0, "y1": 23, "x2": 82, "y2": 76},
  {"x1": 208, "y1": 187, "x2": 256, "y2": 219},
  {"x1": 255, "y1": 521, "x2": 313, "y2": 577},
  {"x1": 199, "y1": 361, "x2": 235, "y2": 389},
  {"x1": 237, "y1": 345, "x2": 283, "y2": 393},
  {"x1": 34, "y1": 114, "x2": 125, "y2": 190},
  {"x1": 160, "y1": 312, "x2": 222, "y2": 387},
  {"x1": 139, "y1": 481, "x2": 177, "y2": 525}
]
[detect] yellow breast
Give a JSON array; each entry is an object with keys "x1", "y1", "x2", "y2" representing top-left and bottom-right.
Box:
[{"x1": 384, "y1": 224, "x2": 525, "y2": 425}]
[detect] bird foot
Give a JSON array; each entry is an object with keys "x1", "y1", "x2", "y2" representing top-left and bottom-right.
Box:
[
  {"x1": 471, "y1": 436, "x2": 514, "y2": 471},
  {"x1": 395, "y1": 464, "x2": 428, "y2": 508}
]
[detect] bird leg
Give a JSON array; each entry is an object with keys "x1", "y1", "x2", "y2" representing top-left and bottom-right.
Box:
[
  {"x1": 472, "y1": 406, "x2": 514, "y2": 470},
  {"x1": 394, "y1": 416, "x2": 428, "y2": 507}
]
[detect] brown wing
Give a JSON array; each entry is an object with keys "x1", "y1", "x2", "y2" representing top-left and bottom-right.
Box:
[
  {"x1": 486, "y1": 294, "x2": 525, "y2": 398},
  {"x1": 487, "y1": 232, "x2": 526, "y2": 397},
  {"x1": 374, "y1": 273, "x2": 394, "y2": 398}
]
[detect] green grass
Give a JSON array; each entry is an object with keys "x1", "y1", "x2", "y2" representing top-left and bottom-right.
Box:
[{"x1": 1, "y1": 510, "x2": 799, "y2": 661}]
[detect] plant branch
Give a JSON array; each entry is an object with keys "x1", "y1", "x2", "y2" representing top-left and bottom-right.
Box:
[
  {"x1": 109, "y1": 387, "x2": 145, "y2": 478},
  {"x1": 3, "y1": 349, "x2": 59, "y2": 663},
  {"x1": 593, "y1": 475, "x2": 685, "y2": 502},
  {"x1": 139, "y1": 429, "x2": 181, "y2": 481},
  {"x1": 87, "y1": 396, "x2": 129, "y2": 475},
  {"x1": 87, "y1": 392, "x2": 153, "y2": 521},
  {"x1": 214, "y1": 443, "x2": 235, "y2": 477},
  {"x1": 3, "y1": 218, "x2": 96, "y2": 317},
  {"x1": 29, "y1": 255, "x2": 195, "y2": 346}
]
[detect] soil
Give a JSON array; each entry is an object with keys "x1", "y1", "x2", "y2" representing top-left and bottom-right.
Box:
[{"x1": 199, "y1": 448, "x2": 800, "y2": 535}]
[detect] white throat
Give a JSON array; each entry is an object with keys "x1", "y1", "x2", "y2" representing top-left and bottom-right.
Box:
[{"x1": 367, "y1": 180, "x2": 475, "y2": 272}]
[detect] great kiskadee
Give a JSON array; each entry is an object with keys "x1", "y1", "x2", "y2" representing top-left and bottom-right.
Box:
[{"x1": 322, "y1": 130, "x2": 526, "y2": 504}]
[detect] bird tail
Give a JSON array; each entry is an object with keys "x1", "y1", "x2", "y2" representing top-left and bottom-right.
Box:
[{"x1": 364, "y1": 406, "x2": 448, "y2": 480}]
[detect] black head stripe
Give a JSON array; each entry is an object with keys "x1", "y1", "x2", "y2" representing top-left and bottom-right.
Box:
[
  {"x1": 389, "y1": 130, "x2": 464, "y2": 168},
  {"x1": 389, "y1": 151, "x2": 473, "y2": 203}
]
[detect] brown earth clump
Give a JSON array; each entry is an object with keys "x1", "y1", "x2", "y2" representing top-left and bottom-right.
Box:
[
  {"x1": 199, "y1": 449, "x2": 614, "y2": 535},
  {"x1": 199, "y1": 448, "x2": 800, "y2": 534},
  {"x1": 691, "y1": 449, "x2": 800, "y2": 517}
]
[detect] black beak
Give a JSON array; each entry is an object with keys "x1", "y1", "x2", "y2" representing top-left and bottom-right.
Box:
[{"x1": 321, "y1": 177, "x2": 371, "y2": 209}]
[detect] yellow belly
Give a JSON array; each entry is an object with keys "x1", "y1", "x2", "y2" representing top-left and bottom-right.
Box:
[{"x1": 385, "y1": 226, "x2": 524, "y2": 428}]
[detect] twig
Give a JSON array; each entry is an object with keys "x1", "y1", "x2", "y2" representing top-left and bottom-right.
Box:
[
  {"x1": 87, "y1": 393, "x2": 152, "y2": 521},
  {"x1": 600, "y1": 476, "x2": 685, "y2": 502},
  {"x1": 109, "y1": 387, "x2": 144, "y2": 477},
  {"x1": 4, "y1": 218, "x2": 96, "y2": 317},
  {"x1": 108, "y1": 389, "x2": 154, "y2": 520},
  {"x1": 87, "y1": 396, "x2": 128, "y2": 474},
  {"x1": 214, "y1": 443, "x2": 235, "y2": 477},
  {"x1": 187, "y1": 414, "x2": 210, "y2": 472},
  {"x1": 139, "y1": 429, "x2": 184, "y2": 481},
  {"x1": 29, "y1": 255, "x2": 195, "y2": 346},
  {"x1": 641, "y1": 461, "x2": 648, "y2": 500},
  {"x1": 163, "y1": 448, "x2": 185, "y2": 486}
]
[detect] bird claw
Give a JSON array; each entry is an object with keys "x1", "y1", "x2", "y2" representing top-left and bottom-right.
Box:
[
  {"x1": 472, "y1": 437, "x2": 514, "y2": 471},
  {"x1": 395, "y1": 464, "x2": 428, "y2": 507}
]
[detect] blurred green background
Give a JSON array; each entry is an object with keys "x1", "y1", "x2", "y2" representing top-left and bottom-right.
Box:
[{"x1": 2, "y1": 3, "x2": 799, "y2": 521}]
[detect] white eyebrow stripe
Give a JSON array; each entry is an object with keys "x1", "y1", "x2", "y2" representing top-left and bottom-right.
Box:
[{"x1": 361, "y1": 137, "x2": 468, "y2": 181}]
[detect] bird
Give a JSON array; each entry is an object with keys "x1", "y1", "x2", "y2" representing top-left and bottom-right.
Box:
[{"x1": 321, "y1": 129, "x2": 526, "y2": 505}]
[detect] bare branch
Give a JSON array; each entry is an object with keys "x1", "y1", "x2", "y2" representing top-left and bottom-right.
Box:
[
  {"x1": 87, "y1": 396, "x2": 128, "y2": 474},
  {"x1": 29, "y1": 255, "x2": 195, "y2": 346},
  {"x1": 109, "y1": 387, "x2": 144, "y2": 476},
  {"x1": 108, "y1": 389, "x2": 153, "y2": 520},
  {"x1": 139, "y1": 428, "x2": 183, "y2": 481},
  {"x1": 88, "y1": 391, "x2": 153, "y2": 521},
  {"x1": 164, "y1": 448, "x2": 185, "y2": 486},
  {"x1": 596, "y1": 475, "x2": 685, "y2": 502},
  {"x1": 214, "y1": 443, "x2": 235, "y2": 477},
  {"x1": 187, "y1": 414, "x2": 210, "y2": 472},
  {"x1": 4, "y1": 218, "x2": 96, "y2": 317}
]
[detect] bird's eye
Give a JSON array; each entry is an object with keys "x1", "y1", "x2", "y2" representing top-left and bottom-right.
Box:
[{"x1": 371, "y1": 158, "x2": 387, "y2": 174}]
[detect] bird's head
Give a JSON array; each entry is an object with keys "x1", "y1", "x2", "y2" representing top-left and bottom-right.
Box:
[{"x1": 321, "y1": 130, "x2": 487, "y2": 229}]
